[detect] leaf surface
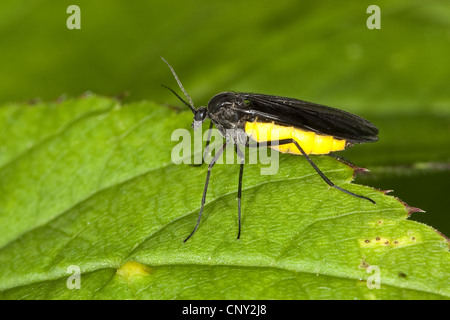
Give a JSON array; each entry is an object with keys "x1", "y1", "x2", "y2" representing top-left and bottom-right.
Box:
[{"x1": 0, "y1": 96, "x2": 448, "y2": 299}]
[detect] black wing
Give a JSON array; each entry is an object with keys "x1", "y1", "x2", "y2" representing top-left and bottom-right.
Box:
[{"x1": 237, "y1": 93, "x2": 378, "y2": 143}]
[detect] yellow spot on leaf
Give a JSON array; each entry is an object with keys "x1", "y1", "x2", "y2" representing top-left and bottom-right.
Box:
[
  {"x1": 358, "y1": 259, "x2": 370, "y2": 269},
  {"x1": 363, "y1": 293, "x2": 378, "y2": 300},
  {"x1": 116, "y1": 261, "x2": 152, "y2": 281},
  {"x1": 359, "y1": 235, "x2": 420, "y2": 248}
]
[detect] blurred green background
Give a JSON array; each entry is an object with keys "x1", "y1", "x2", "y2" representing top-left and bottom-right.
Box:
[{"x1": 1, "y1": 0, "x2": 449, "y2": 234}]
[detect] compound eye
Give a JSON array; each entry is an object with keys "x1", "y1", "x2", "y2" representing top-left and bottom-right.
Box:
[{"x1": 194, "y1": 107, "x2": 207, "y2": 122}]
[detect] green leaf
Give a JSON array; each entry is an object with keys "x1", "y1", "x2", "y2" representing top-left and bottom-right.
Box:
[{"x1": 0, "y1": 96, "x2": 448, "y2": 300}]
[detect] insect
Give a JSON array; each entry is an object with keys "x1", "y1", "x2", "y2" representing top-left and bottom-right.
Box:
[{"x1": 161, "y1": 57, "x2": 378, "y2": 243}]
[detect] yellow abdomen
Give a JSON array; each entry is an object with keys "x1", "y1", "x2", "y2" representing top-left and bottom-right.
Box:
[{"x1": 245, "y1": 121, "x2": 346, "y2": 155}]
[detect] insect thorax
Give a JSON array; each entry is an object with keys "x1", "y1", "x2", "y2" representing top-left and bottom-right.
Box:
[{"x1": 207, "y1": 92, "x2": 249, "y2": 144}]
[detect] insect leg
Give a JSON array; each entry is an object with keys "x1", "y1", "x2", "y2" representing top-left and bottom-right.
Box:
[
  {"x1": 202, "y1": 121, "x2": 214, "y2": 164},
  {"x1": 246, "y1": 138, "x2": 375, "y2": 204},
  {"x1": 235, "y1": 145, "x2": 245, "y2": 240},
  {"x1": 288, "y1": 139, "x2": 376, "y2": 204},
  {"x1": 184, "y1": 142, "x2": 227, "y2": 243},
  {"x1": 191, "y1": 121, "x2": 214, "y2": 167}
]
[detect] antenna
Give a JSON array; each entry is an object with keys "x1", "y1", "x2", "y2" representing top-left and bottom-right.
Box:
[
  {"x1": 161, "y1": 84, "x2": 196, "y2": 113},
  {"x1": 161, "y1": 57, "x2": 196, "y2": 111}
]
